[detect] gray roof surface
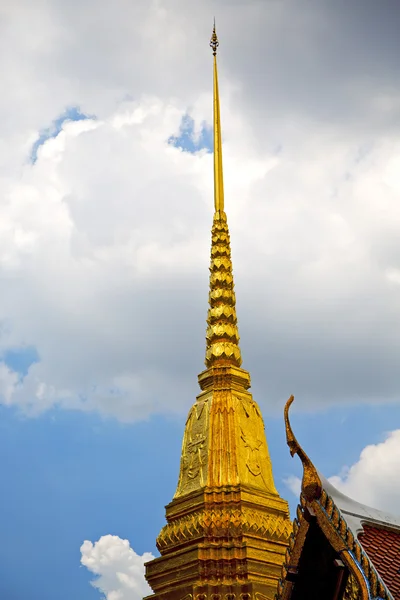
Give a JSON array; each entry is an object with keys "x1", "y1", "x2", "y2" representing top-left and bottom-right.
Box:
[{"x1": 319, "y1": 473, "x2": 400, "y2": 536}]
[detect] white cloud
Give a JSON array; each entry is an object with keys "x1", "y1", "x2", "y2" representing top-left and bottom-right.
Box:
[
  {"x1": 283, "y1": 474, "x2": 301, "y2": 498},
  {"x1": 80, "y1": 535, "x2": 154, "y2": 600},
  {"x1": 329, "y1": 429, "x2": 400, "y2": 514},
  {"x1": 2, "y1": 0, "x2": 400, "y2": 421},
  {"x1": 0, "y1": 362, "x2": 20, "y2": 405},
  {"x1": 0, "y1": 88, "x2": 303, "y2": 420}
]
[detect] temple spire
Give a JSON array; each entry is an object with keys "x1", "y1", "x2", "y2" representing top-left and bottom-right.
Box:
[
  {"x1": 210, "y1": 21, "x2": 224, "y2": 213},
  {"x1": 145, "y1": 30, "x2": 291, "y2": 600},
  {"x1": 205, "y1": 23, "x2": 242, "y2": 369}
]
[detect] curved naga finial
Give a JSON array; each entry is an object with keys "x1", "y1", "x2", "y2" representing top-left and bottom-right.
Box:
[{"x1": 284, "y1": 395, "x2": 322, "y2": 501}]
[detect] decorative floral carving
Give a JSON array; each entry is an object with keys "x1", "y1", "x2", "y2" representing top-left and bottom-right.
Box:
[
  {"x1": 240, "y1": 428, "x2": 263, "y2": 477},
  {"x1": 343, "y1": 573, "x2": 362, "y2": 600},
  {"x1": 157, "y1": 506, "x2": 292, "y2": 551}
]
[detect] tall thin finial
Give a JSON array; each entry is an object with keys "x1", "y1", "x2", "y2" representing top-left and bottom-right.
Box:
[
  {"x1": 210, "y1": 21, "x2": 224, "y2": 213},
  {"x1": 204, "y1": 23, "x2": 242, "y2": 370}
]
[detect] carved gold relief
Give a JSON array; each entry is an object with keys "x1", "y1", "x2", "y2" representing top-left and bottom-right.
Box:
[
  {"x1": 184, "y1": 433, "x2": 206, "y2": 480},
  {"x1": 343, "y1": 573, "x2": 362, "y2": 600},
  {"x1": 174, "y1": 391, "x2": 280, "y2": 498},
  {"x1": 236, "y1": 396, "x2": 279, "y2": 496},
  {"x1": 174, "y1": 400, "x2": 209, "y2": 497}
]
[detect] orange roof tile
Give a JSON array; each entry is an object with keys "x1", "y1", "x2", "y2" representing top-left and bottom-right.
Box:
[{"x1": 359, "y1": 524, "x2": 400, "y2": 599}]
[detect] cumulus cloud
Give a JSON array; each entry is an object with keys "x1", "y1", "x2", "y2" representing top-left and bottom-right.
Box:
[
  {"x1": 0, "y1": 96, "x2": 215, "y2": 419},
  {"x1": 284, "y1": 429, "x2": 400, "y2": 516},
  {"x1": 0, "y1": 363, "x2": 20, "y2": 405},
  {"x1": 2, "y1": 0, "x2": 400, "y2": 420},
  {"x1": 80, "y1": 535, "x2": 154, "y2": 600},
  {"x1": 283, "y1": 474, "x2": 301, "y2": 498},
  {"x1": 330, "y1": 429, "x2": 400, "y2": 514}
]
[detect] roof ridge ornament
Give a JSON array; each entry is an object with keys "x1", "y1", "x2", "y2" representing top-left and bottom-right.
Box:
[{"x1": 284, "y1": 395, "x2": 322, "y2": 500}]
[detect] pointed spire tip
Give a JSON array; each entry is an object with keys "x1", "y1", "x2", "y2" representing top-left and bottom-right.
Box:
[{"x1": 210, "y1": 20, "x2": 219, "y2": 55}]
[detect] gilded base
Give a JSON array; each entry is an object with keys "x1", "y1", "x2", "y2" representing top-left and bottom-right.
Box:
[{"x1": 146, "y1": 486, "x2": 291, "y2": 600}]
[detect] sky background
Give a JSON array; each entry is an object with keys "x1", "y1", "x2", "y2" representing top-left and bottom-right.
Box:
[{"x1": 2, "y1": 1, "x2": 400, "y2": 598}]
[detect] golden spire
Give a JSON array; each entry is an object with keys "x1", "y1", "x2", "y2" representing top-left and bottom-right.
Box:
[
  {"x1": 145, "y1": 28, "x2": 292, "y2": 600},
  {"x1": 205, "y1": 22, "x2": 242, "y2": 369}
]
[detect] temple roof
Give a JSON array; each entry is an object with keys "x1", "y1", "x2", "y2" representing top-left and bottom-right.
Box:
[
  {"x1": 360, "y1": 524, "x2": 400, "y2": 599},
  {"x1": 321, "y1": 474, "x2": 400, "y2": 536},
  {"x1": 276, "y1": 395, "x2": 400, "y2": 600},
  {"x1": 322, "y1": 474, "x2": 400, "y2": 599}
]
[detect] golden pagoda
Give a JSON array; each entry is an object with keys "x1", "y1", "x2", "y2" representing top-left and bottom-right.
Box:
[{"x1": 145, "y1": 25, "x2": 292, "y2": 600}]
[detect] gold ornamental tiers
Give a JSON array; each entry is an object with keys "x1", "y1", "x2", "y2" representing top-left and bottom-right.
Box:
[{"x1": 145, "y1": 24, "x2": 291, "y2": 600}]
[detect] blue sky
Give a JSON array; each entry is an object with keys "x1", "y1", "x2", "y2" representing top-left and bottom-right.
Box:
[
  {"x1": 2, "y1": 395, "x2": 400, "y2": 599},
  {"x1": 168, "y1": 114, "x2": 212, "y2": 154},
  {"x1": 3, "y1": 66, "x2": 400, "y2": 600},
  {"x1": 31, "y1": 109, "x2": 211, "y2": 167},
  {"x1": 3, "y1": 218, "x2": 398, "y2": 600},
  {"x1": 3, "y1": 346, "x2": 39, "y2": 378},
  {"x1": 30, "y1": 107, "x2": 93, "y2": 164},
  {"x1": 0, "y1": 109, "x2": 227, "y2": 599},
  {"x1": 3, "y1": 320, "x2": 400, "y2": 599}
]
